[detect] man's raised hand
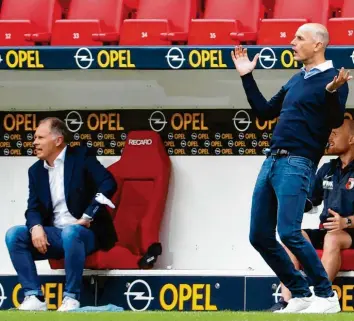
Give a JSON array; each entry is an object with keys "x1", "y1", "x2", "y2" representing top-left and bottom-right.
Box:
[
  {"x1": 231, "y1": 45, "x2": 259, "y2": 76},
  {"x1": 326, "y1": 67, "x2": 352, "y2": 92}
]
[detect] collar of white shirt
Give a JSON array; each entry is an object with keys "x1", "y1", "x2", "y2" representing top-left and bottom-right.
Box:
[
  {"x1": 44, "y1": 145, "x2": 67, "y2": 170},
  {"x1": 301, "y1": 60, "x2": 334, "y2": 79}
]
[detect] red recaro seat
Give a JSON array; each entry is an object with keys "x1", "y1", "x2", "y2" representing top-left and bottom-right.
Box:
[{"x1": 49, "y1": 130, "x2": 171, "y2": 270}]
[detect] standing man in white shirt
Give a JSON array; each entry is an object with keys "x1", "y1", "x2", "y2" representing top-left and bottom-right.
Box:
[{"x1": 5, "y1": 117, "x2": 117, "y2": 311}]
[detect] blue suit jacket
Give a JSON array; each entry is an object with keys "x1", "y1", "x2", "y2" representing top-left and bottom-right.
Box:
[{"x1": 25, "y1": 146, "x2": 117, "y2": 234}]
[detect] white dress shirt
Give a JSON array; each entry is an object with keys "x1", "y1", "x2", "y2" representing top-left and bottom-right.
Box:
[
  {"x1": 44, "y1": 146, "x2": 77, "y2": 229},
  {"x1": 301, "y1": 60, "x2": 334, "y2": 79}
]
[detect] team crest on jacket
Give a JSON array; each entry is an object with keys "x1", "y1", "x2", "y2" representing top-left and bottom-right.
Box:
[{"x1": 346, "y1": 178, "x2": 354, "y2": 190}]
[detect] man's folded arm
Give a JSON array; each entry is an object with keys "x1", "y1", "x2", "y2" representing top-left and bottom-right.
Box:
[
  {"x1": 82, "y1": 153, "x2": 118, "y2": 219},
  {"x1": 25, "y1": 169, "x2": 43, "y2": 231}
]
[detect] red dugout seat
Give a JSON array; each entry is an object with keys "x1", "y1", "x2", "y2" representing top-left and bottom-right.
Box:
[
  {"x1": 0, "y1": 0, "x2": 61, "y2": 46},
  {"x1": 257, "y1": 0, "x2": 330, "y2": 45},
  {"x1": 119, "y1": 0, "x2": 197, "y2": 45},
  {"x1": 49, "y1": 130, "x2": 171, "y2": 270},
  {"x1": 316, "y1": 249, "x2": 354, "y2": 271},
  {"x1": 299, "y1": 222, "x2": 354, "y2": 272},
  {"x1": 51, "y1": 0, "x2": 129, "y2": 46},
  {"x1": 328, "y1": 0, "x2": 354, "y2": 45},
  {"x1": 188, "y1": 0, "x2": 264, "y2": 45},
  {"x1": 300, "y1": 249, "x2": 354, "y2": 272}
]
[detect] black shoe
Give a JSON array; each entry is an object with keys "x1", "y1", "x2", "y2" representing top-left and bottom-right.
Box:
[
  {"x1": 268, "y1": 297, "x2": 288, "y2": 312},
  {"x1": 35, "y1": 295, "x2": 45, "y2": 303}
]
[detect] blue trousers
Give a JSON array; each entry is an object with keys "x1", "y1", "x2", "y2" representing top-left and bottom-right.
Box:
[
  {"x1": 249, "y1": 155, "x2": 333, "y2": 298},
  {"x1": 5, "y1": 224, "x2": 97, "y2": 300}
]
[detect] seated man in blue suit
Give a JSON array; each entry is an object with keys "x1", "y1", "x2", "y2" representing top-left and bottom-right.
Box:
[{"x1": 5, "y1": 117, "x2": 117, "y2": 312}]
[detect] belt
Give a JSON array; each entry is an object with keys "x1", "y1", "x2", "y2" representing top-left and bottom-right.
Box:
[{"x1": 265, "y1": 148, "x2": 291, "y2": 157}]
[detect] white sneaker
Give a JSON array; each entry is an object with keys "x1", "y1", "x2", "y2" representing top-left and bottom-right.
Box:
[
  {"x1": 274, "y1": 295, "x2": 314, "y2": 313},
  {"x1": 18, "y1": 295, "x2": 47, "y2": 311},
  {"x1": 300, "y1": 291, "x2": 341, "y2": 313},
  {"x1": 57, "y1": 296, "x2": 80, "y2": 312}
]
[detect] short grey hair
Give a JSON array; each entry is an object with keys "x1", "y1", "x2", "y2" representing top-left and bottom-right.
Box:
[
  {"x1": 299, "y1": 23, "x2": 329, "y2": 47},
  {"x1": 39, "y1": 117, "x2": 71, "y2": 144}
]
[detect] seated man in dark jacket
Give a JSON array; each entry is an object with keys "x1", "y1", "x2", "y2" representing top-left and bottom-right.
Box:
[
  {"x1": 5, "y1": 117, "x2": 117, "y2": 312},
  {"x1": 271, "y1": 119, "x2": 354, "y2": 312}
]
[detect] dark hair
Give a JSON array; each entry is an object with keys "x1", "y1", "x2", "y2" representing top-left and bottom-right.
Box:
[
  {"x1": 346, "y1": 119, "x2": 354, "y2": 136},
  {"x1": 39, "y1": 117, "x2": 72, "y2": 144}
]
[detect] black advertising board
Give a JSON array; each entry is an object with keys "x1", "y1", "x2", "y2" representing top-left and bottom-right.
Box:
[{"x1": 0, "y1": 109, "x2": 352, "y2": 157}]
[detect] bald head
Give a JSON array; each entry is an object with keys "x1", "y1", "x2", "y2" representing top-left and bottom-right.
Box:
[
  {"x1": 291, "y1": 23, "x2": 329, "y2": 65},
  {"x1": 298, "y1": 23, "x2": 329, "y2": 48}
]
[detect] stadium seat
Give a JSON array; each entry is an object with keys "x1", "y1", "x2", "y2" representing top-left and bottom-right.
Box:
[
  {"x1": 188, "y1": 0, "x2": 264, "y2": 45},
  {"x1": 119, "y1": 0, "x2": 197, "y2": 45},
  {"x1": 51, "y1": 0, "x2": 129, "y2": 46},
  {"x1": 0, "y1": 0, "x2": 61, "y2": 46},
  {"x1": 49, "y1": 130, "x2": 171, "y2": 270},
  {"x1": 257, "y1": 0, "x2": 331, "y2": 45},
  {"x1": 328, "y1": 0, "x2": 354, "y2": 45}
]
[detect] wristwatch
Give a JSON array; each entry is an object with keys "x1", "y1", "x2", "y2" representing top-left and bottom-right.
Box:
[
  {"x1": 346, "y1": 217, "x2": 352, "y2": 227},
  {"x1": 81, "y1": 213, "x2": 93, "y2": 222},
  {"x1": 30, "y1": 224, "x2": 42, "y2": 234}
]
